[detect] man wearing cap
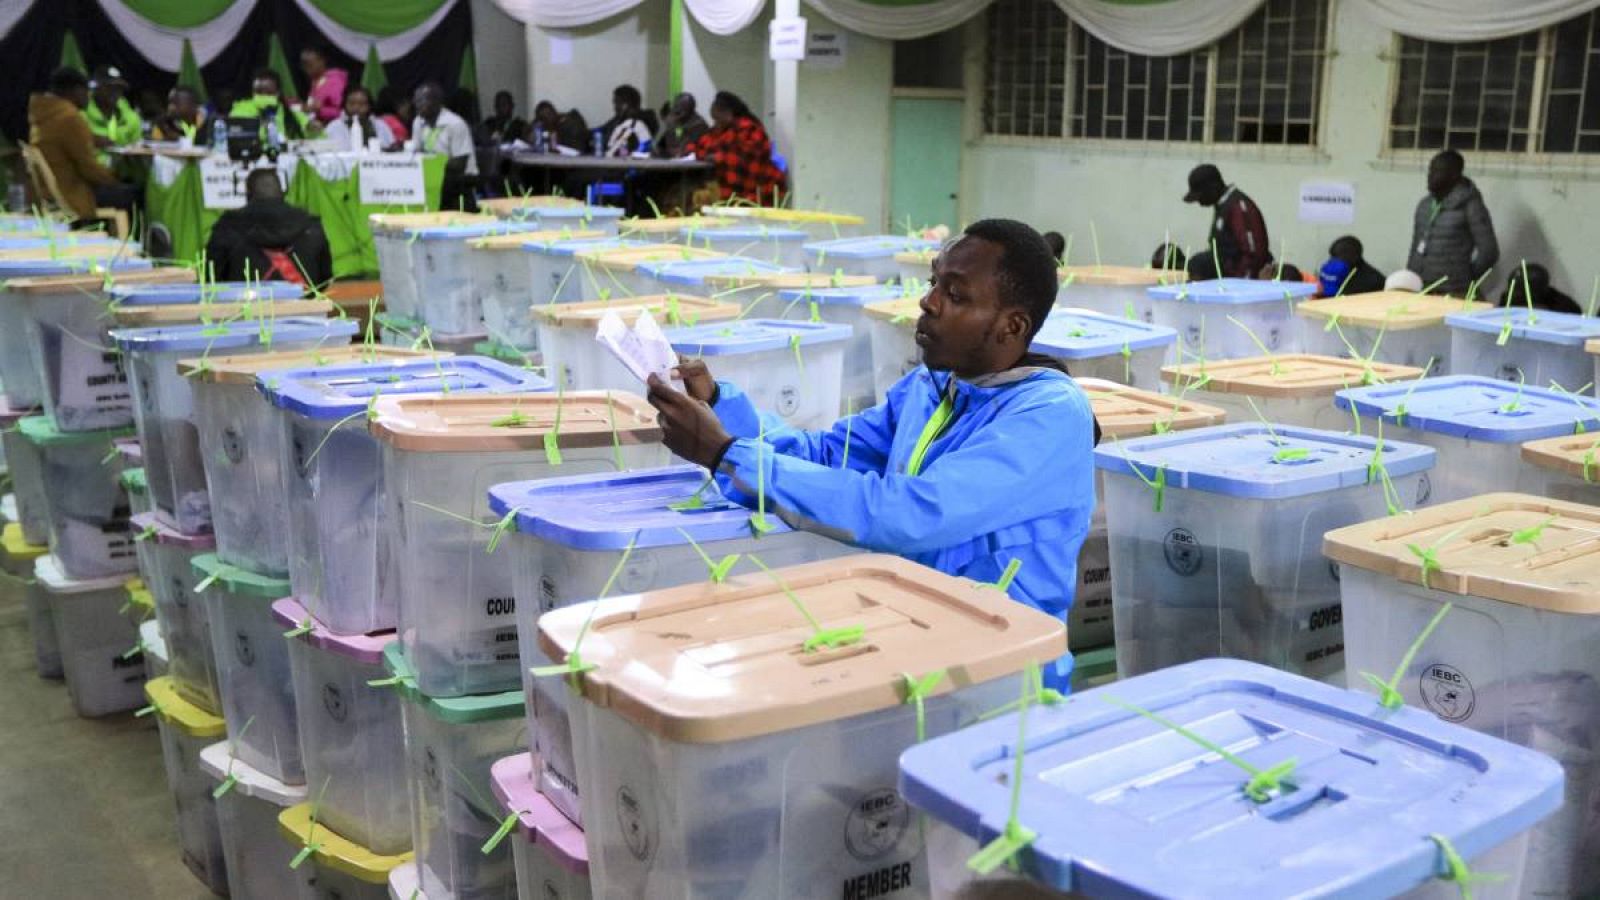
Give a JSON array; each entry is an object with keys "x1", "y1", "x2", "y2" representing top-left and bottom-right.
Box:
[
  {"x1": 1183, "y1": 163, "x2": 1271, "y2": 279},
  {"x1": 84, "y1": 65, "x2": 143, "y2": 149},
  {"x1": 28, "y1": 67, "x2": 137, "y2": 224}
]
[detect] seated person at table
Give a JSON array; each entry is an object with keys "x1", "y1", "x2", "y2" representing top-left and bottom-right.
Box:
[
  {"x1": 1501, "y1": 262, "x2": 1581, "y2": 315},
  {"x1": 1151, "y1": 242, "x2": 1185, "y2": 271},
  {"x1": 530, "y1": 100, "x2": 588, "y2": 152},
  {"x1": 323, "y1": 85, "x2": 395, "y2": 150},
  {"x1": 686, "y1": 91, "x2": 786, "y2": 206},
  {"x1": 645, "y1": 219, "x2": 1098, "y2": 691},
  {"x1": 300, "y1": 46, "x2": 349, "y2": 125},
  {"x1": 601, "y1": 84, "x2": 654, "y2": 157},
  {"x1": 376, "y1": 87, "x2": 411, "y2": 144},
  {"x1": 230, "y1": 68, "x2": 312, "y2": 141},
  {"x1": 481, "y1": 90, "x2": 526, "y2": 144},
  {"x1": 1317, "y1": 235, "x2": 1386, "y2": 297},
  {"x1": 150, "y1": 85, "x2": 210, "y2": 143},
  {"x1": 651, "y1": 92, "x2": 708, "y2": 159},
  {"x1": 204, "y1": 168, "x2": 332, "y2": 289},
  {"x1": 413, "y1": 82, "x2": 478, "y2": 212},
  {"x1": 84, "y1": 65, "x2": 142, "y2": 149},
  {"x1": 28, "y1": 67, "x2": 138, "y2": 225}
]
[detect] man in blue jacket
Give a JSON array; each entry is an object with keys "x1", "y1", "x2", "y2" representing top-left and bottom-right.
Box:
[{"x1": 647, "y1": 218, "x2": 1098, "y2": 689}]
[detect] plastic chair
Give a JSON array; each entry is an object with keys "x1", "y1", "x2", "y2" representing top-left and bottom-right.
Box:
[
  {"x1": 20, "y1": 143, "x2": 129, "y2": 237},
  {"x1": 587, "y1": 182, "x2": 625, "y2": 205}
]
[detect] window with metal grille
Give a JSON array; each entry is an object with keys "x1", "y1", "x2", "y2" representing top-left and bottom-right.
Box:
[
  {"x1": 983, "y1": 0, "x2": 1068, "y2": 137},
  {"x1": 1389, "y1": 10, "x2": 1600, "y2": 155},
  {"x1": 983, "y1": 0, "x2": 1329, "y2": 144}
]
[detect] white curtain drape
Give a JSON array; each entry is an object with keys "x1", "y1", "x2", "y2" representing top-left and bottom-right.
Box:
[
  {"x1": 92, "y1": 0, "x2": 261, "y2": 68},
  {"x1": 515, "y1": 0, "x2": 645, "y2": 28},
  {"x1": 799, "y1": 0, "x2": 990, "y2": 40},
  {"x1": 0, "y1": 0, "x2": 34, "y2": 42},
  {"x1": 685, "y1": 0, "x2": 765, "y2": 35},
  {"x1": 1056, "y1": 0, "x2": 1266, "y2": 55},
  {"x1": 289, "y1": 0, "x2": 460, "y2": 59},
  {"x1": 1342, "y1": 0, "x2": 1600, "y2": 42},
  {"x1": 89, "y1": 0, "x2": 459, "y2": 70},
  {"x1": 505, "y1": 0, "x2": 761, "y2": 35}
]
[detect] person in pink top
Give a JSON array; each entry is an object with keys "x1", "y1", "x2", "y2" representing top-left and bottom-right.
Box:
[{"x1": 300, "y1": 46, "x2": 349, "y2": 124}]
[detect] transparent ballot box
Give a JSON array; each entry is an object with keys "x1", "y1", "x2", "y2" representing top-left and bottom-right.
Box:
[
  {"x1": 1297, "y1": 290, "x2": 1488, "y2": 375},
  {"x1": 1092, "y1": 423, "x2": 1436, "y2": 682},
  {"x1": 1162, "y1": 353, "x2": 1424, "y2": 433},
  {"x1": 274, "y1": 598, "x2": 410, "y2": 855},
  {"x1": 1335, "y1": 375, "x2": 1600, "y2": 504},
  {"x1": 370, "y1": 391, "x2": 665, "y2": 697},
  {"x1": 1147, "y1": 277, "x2": 1316, "y2": 363},
  {"x1": 899, "y1": 659, "x2": 1565, "y2": 899},
  {"x1": 537, "y1": 555, "x2": 1065, "y2": 898},
  {"x1": 1325, "y1": 494, "x2": 1600, "y2": 897},
  {"x1": 1032, "y1": 309, "x2": 1177, "y2": 392},
  {"x1": 262, "y1": 356, "x2": 546, "y2": 635},
  {"x1": 488, "y1": 464, "x2": 856, "y2": 826},
  {"x1": 1056, "y1": 263, "x2": 1185, "y2": 323},
  {"x1": 111, "y1": 316, "x2": 356, "y2": 534},
  {"x1": 1447, "y1": 306, "x2": 1600, "y2": 391}
]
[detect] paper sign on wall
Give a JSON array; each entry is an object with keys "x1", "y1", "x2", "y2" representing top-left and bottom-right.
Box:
[
  {"x1": 770, "y1": 17, "x2": 807, "y2": 62},
  {"x1": 199, "y1": 156, "x2": 248, "y2": 210},
  {"x1": 1298, "y1": 181, "x2": 1356, "y2": 225},
  {"x1": 549, "y1": 36, "x2": 573, "y2": 66},
  {"x1": 807, "y1": 29, "x2": 847, "y2": 69},
  {"x1": 359, "y1": 157, "x2": 426, "y2": 206}
]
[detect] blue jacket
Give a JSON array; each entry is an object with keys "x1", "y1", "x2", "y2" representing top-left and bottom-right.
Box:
[{"x1": 710, "y1": 361, "x2": 1098, "y2": 688}]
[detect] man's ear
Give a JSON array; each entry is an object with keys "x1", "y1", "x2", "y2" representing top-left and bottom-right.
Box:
[{"x1": 1002, "y1": 306, "x2": 1032, "y2": 346}]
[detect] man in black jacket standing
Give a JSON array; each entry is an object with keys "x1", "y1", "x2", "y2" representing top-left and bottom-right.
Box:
[
  {"x1": 204, "y1": 169, "x2": 332, "y2": 289},
  {"x1": 1407, "y1": 150, "x2": 1499, "y2": 296}
]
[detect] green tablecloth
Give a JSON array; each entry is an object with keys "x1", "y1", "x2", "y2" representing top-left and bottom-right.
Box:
[{"x1": 145, "y1": 156, "x2": 447, "y2": 279}]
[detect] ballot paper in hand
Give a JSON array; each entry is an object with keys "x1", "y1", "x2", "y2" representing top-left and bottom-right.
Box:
[{"x1": 596, "y1": 310, "x2": 678, "y2": 383}]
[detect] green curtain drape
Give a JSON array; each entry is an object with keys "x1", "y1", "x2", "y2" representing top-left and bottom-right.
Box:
[
  {"x1": 456, "y1": 45, "x2": 477, "y2": 95},
  {"x1": 60, "y1": 31, "x2": 85, "y2": 74},
  {"x1": 119, "y1": 0, "x2": 236, "y2": 28},
  {"x1": 178, "y1": 39, "x2": 207, "y2": 101},
  {"x1": 305, "y1": 0, "x2": 450, "y2": 36},
  {"x1": 360, "y1": 43, "x2": 388, "y2": 96},
  {"x1": 266, "y1": 33, "x2": 300, "y2": 100}
]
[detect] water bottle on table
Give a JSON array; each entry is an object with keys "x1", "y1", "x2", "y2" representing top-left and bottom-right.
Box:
[
  {"x1": 213, "y1": 119, "x2": 227, "y2": 153},
  {"x1": 591, "y1": 129, "x2": 603, "y2": 157}
]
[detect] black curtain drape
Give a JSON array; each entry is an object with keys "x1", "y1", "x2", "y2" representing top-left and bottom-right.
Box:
[{"x1": 1, "y1": 0, "x2": 475, "y2": 140}]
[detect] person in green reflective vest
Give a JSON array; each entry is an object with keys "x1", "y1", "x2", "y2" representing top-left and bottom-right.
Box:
[
  {"x1": 84, "y1": 65, "x2": 142, "y2": 148},
  {"x1": 228, "y1": 67, "x2": 313, "y2": 141}
]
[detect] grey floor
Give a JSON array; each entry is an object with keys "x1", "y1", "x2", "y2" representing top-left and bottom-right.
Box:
[{"x1": 0, "y1": 594, "x2": 215, "y2": 899}]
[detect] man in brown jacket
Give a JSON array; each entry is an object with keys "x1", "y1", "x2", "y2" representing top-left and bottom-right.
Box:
[{"x1": 28, "y1": 67, "x2": 136, "y2": 225}]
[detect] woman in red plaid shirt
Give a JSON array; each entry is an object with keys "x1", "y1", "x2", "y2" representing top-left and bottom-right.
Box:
[{"x1": 688, "y1": 91, "x2": 787, "y2": 206}]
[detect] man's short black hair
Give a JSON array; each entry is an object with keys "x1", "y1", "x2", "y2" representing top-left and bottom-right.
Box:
[
  {"x1": 1151, "y1": 242, "x2": 1185, "y2": 270},
  {"x1": 963, "y1": 218, "x2": 1059, "y2": 339},
  {"x1": 49, "y1": 67, "x2": 88, "y2": 93},
  {"x1": 1329, "y1": 235, "x2": 1363, "y2": 262},
  {"x1": 253, "y1": 67, "x2": 281, "y2": 89},
  {"x1": 170, "y1": 84, "x2": 200, "y2": 100},
  {"x1": 245, "y1": 168, "x2": 282, "y2": 201},
  {"x1": 613, "y1": 84, "x2": 642, "y2": 108},
  {"x1": 343, "y1": 84, "x2": 372, "y2": 105},
  {"x1": 1432, "y1": 149, "x2": 1464, "y2": 172}
]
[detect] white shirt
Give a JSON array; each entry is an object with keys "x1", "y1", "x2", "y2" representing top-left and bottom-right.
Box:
[
  {"x1": 606, "y1": 116, "x2": 653, "y2": 157},
  {"x1": 413, "y1": 108, "x2": 478, "y2": 174},
  {"x1": 323, "y1": 114, "x2": 395, "y2": 151}
]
